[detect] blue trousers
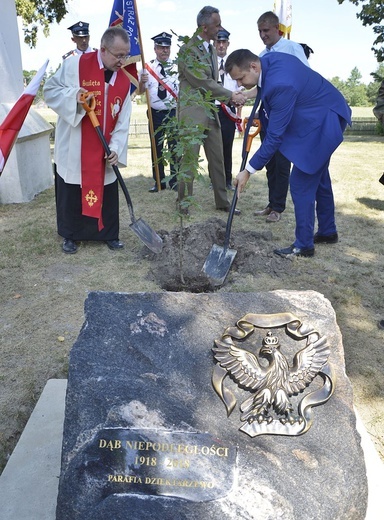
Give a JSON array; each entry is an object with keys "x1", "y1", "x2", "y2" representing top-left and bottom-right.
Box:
[{"x1": 290, "y1": 160, "x2": 337, "y2": 249}]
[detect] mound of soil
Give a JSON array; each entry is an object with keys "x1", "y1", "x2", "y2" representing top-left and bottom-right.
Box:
[{"x1": 144, "y1": 217, "x2": 290, "y2": 291}]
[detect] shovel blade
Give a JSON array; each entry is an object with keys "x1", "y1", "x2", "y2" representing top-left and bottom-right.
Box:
[
  {"x1": 202, "y1": 243, "x2": 237, "y2": 286},
  {"x1": 129, "y1": 218, "x2": 163, "y2": 254}
]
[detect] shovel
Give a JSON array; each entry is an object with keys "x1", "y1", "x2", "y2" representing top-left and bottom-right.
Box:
[
  {"x1": 202, "y1": 118, "x2": 261, "y2": 285},
  {"x1": 80, "y1": 93, "x2": 163, "y2": 254}
]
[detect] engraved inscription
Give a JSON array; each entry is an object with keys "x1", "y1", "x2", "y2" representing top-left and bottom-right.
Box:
[{"x1": 81, "y1": 429, "x2": 237, "y2": 502}]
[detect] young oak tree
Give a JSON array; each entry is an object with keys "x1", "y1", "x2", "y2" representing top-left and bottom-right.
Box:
[{"x1": 156, "y1": 32, "x2": 229, "y2": 285}]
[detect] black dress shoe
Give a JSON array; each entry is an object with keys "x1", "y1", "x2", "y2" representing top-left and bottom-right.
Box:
[
  {"x1": 106, "y1": 239, "x2": 124, "y2": 250},
  {"x1": 218, "y1": 207, "x2": 241, "y2": 216},
  {"x1": 62, "y1": 238, "x2": 77, "y2": 254},
  {"x1": 314, "y1": 232, "x2": 338, "y2": 244},
  {"x1": 148, "y1": 185, "x2": 166, "y2": 193},
  {"x1": 274, "y1": 244, "x2": 314, "y2": 258},
  {"x1": 226, "y1": 184, "x2": 236, "y2": 191}
]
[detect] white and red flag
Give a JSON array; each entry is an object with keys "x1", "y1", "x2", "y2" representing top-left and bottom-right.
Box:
[
  {"x1": 274, "y1": 0, "x2": 292, "y2": 38},
  {"x1": 0, "y1": 60, "x2": 49, "y2": 174}
]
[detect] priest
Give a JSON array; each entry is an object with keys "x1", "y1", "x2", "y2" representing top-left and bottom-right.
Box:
[{"x1": 44, "y1": 26, "x2": 132, "y2": 254}]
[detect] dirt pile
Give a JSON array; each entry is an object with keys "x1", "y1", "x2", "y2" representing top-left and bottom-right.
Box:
[{"x1": 145, "y1": 217, "x2": 289, "y2": 291}]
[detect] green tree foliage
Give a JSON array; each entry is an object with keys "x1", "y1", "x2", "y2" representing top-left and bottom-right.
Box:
[
  {"x1": 345, "y1": 67, "x2": 369, "y2": 105},
  {"x1": 159, "y1": 32, "x2": 225, "y2": 215},
  {"x1": 329, "y1": 63, "x2": 384, "y2": 107},
  {"x1": 366, "y1": 63, "x2": 384, "y2": 104},
  {"x1": 337, "y1": 0, "x2": 384, "y2": 62},
  {"x1": 346, "y1": 66, "x2": 363, "y2": 86},
  {"x1": 16, "y1": 0, "x2": 68, "y2": 48},
  {"x1": 23, "y1": 65, "x2": 58, "y2": 102},
  {"x1": 155, "y1": 32, "x2": 225, "y2": 284},
  {"x1": 330, "y1": 67, "x2": 368, "y2": 106},
  {"x1": 22, "y1": 69, "x2": 44, "y2": 101}
]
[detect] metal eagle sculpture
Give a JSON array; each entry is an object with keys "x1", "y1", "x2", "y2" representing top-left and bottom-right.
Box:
[{"x1": 212, "y1": 330, "x2": 331, "y2": 431}]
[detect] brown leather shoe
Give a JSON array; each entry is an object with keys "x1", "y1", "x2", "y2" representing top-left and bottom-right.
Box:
[
  {"x1": 266, "y1": 210, "x2": 281, "y2": 222},
  {"x1": 254, "y1": 206, "x2": 271, "y2": 216}
]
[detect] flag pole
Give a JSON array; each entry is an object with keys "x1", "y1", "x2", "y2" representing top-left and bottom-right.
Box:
[
  {"x1": 132, "y1": 0, "x2": 162, "y2": 191},
  {"x1": 274, "y1": 0, "x2": 292, "y2": 40},
  {"x1": 288, "y1": 0, "x2": 292, "y2": 39}
]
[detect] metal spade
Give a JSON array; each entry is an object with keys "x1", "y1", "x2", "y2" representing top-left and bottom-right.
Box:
[
  {"x1": 81, "y1": 93, "x2": 163, "y2": 254},
  {"x1": 202, "y1": 119, "x2": 261, "y2": 285}
]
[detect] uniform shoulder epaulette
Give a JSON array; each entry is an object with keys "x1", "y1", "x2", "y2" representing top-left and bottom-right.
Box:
[{"x1": 62, "y1": 50, "x2": 76, "y2": 60}]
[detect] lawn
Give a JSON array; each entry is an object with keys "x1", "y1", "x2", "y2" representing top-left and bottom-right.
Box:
[{"x1": 1, "y1": 102, "x2": 383, "y2": 473}]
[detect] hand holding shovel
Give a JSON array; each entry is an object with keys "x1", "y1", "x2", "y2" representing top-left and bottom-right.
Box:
[
  {"x1": 202, "y1": 118, "x2": 261, "y2": 286},
  {"x1": 80, "y1": 92, "x2": 163, "y2": 254}
]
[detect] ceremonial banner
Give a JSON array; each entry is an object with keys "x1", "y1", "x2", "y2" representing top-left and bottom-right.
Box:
[
  {"x1": 109, "y1": 0, "x2": 140, "y2": 92},
  {"x1": 274, "y1": 0, "x2": 292, "y2": 37},
  {"x1": 0, "y1": 60, "x2": 48, "y2": 174}
]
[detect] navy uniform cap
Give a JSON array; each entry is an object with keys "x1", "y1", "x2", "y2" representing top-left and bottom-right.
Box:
[
  {"x1": 68, "y1": 21, "x2": 90, "y2": 37},
  {"x1": 216, "y1": 29, "x2": 230, "y2": 41},
  {"x1": 152, "y1": 32, "x2": 172, "y2": 47}
]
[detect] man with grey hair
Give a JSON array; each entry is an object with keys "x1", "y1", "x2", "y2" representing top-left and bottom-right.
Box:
[
  {"x1": 176, "y1": 5, "x2": 246, "y2": 214},
  {"x1": 44, "y1": 26, "x2": 132, "y2": 254}
]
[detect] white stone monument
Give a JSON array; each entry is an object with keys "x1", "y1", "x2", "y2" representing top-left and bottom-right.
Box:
[{"x1": 0, "y1": 0, "x2": 53, "y2": 203}]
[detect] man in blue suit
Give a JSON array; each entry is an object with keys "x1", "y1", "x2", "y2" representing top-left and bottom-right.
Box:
[{"x1": 225, "y1": 49, "x2": 352, "y2": 257}]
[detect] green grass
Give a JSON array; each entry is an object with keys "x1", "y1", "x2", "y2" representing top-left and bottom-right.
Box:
[{"x1": 1, "y1": 103, "x2": 383, "y2": 473}]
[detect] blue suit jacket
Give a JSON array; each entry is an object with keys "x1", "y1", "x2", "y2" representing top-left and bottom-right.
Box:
[{"x1": 250, "y1": 53, "x2": 352, "y2": 174}]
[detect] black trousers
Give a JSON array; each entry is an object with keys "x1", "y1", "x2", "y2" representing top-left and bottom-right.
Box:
[
  {"x1": 148, "y1": 108, "x2": 177, "y2": 188},
  {"x1": 55, "y1": 168, "x2": 119, "y2": 241},
  {"x1": 260, "y1": 129, "x2": 291, "y2": 213},
  {"x1": 218, "y1": 108, "x2": 236, "y2": 186}
]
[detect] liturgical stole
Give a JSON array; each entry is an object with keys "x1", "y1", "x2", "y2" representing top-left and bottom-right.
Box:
[{"x1": 79, "y1": 53, "x2": 130, "y2": 230}]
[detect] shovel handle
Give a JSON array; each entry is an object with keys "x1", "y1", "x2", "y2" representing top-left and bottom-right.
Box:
[
  {"x1": 243, "y1": 118, "x2": 261, "y2": 153},
  {"x1": 223, "y1": 120, "x2": 260, "y2": 249},
  {"x1": 79, "y1": 92, "x2": 100, "y2": 128},
  {"x1": 79, "y1": 91, "x2": 137, "y2": 223},
  {"x1": 239, "y1": 118, "x2": 261, "y2": 172},
  {"x1": 219, "y1": 117, "x2": 260, "y2": 255}
]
